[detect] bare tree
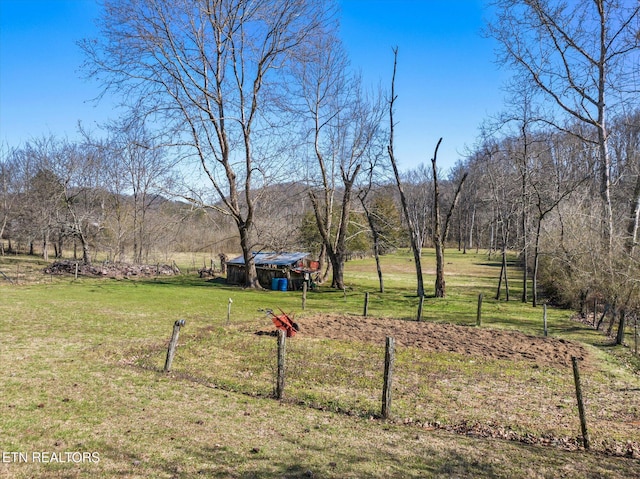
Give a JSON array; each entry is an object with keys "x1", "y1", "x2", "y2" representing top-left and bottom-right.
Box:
[
  {"x1": 475, "y1": 136, "x2": 520, "y2": 301},
  {"x1": 58, "y1": 142, "x2": 106, "y2": 265},
  {"x1": 358, "y1": 146, "x2": 393, "y2": 294},
  {"x1": 402, "y1": 164, "x2": 433, "y2": 255},
  {"x1": 103, "y1": 120, "x2": 174, "y2": 263},
  {"x1": 387, "y1": 48, "x2": 426, "y2": 298},
  {"x1": 297, "y1": 30, "x2": 384, "y2": 289},
  {"x1": 488, "y1": 0, "x2": 640, "y2": 251},
  {"x1": 17, "y1": 139, "x2": 67, "y2": 261},
  {"x1": 431, "y1": 139, "x2": 468, "y2": 298},
  {"x1": 14, "y1": 137, "x2": 105, "y2": 264},
  {"x1": 610, "y1": 111, "x2": 640, "y2": 257},
  {"x1": 0, "y1": 144, "x2": 23, "y2": 256},
  {"x1": 83, "y1": 0, "x2": 330, "y2": 287},
  {"x1": 528, "y1": 132, "x2": 588, "y2": 306}
]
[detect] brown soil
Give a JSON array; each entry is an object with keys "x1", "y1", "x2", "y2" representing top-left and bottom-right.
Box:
[{"x1": 288, "y1": 313, "x2": 590, "y2": 368}]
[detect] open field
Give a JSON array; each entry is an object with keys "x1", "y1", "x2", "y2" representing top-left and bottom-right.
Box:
[{"x1": 1, "y1": 250, "x2": 639, "y2": 478}]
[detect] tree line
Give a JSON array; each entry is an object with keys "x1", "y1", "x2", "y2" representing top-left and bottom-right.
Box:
[{"x1": 1, "y1": 0, "x2": 638, "y2": 333}]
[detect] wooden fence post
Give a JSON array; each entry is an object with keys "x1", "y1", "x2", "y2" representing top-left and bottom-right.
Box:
[
  {"x1": 276, "y1": 330, "x2": 286, "y2": 400},
  {"x1": 543, "y1": 304, "x2": 548, "y2": 337},
  {"x1": 381, "y1": 336, "x2": 395, "y2": 419},
  {"x1": 164, "y1": 319, "x2": 186, "y2": 373},
  {"x1": 476, "y1": 293, "x2": 483, "y2": 326},
  {"x1": 227, "y1": 298, "x2": 232, "y2": 325},
  {"x1": 571, "y1": 356, "x2": 590, "y2": 450},
  {"x1": 363, "y1": 292, "x2": 370, "y2": 317}
]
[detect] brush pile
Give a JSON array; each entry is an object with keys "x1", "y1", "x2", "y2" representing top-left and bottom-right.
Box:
[{"x1": 43, "y1": 260, "x2": 180, "y2": 278}]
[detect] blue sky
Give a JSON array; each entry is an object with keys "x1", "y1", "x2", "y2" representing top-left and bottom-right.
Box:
[{"x1": 0, "y1": 0, "x2": 507, "y2": 172}]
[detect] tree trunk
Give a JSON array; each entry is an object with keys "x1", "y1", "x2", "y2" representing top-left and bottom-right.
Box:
[
  {"x1": 598, "y1": 123, "x2": 614, "y2": 251},
  {"x1": 607, "y1": 309, "x2": 617, "y2": 337},
  {"x1": 615, "y1": 310, "x2": 626, "y2": 346},
  {"x1": 521, "y1": 247, "x2": 528, "y2": 303},
  {"x1": 431, "y1": 141, "x2": 466, "y2": 299},
  {"x1": 432, "y1": 141, "x2": 445, "y2": 298},
  {"x1": 388, "y1": 48, "x2": 424, "y2": 299},
  {"x1": 532, "y1": 217, "x2": 542, "y2": 307},
  {"x1": 42, "y1": 231, "x2": 49, "y2": 262},
  {"x1": 412, "y1": 242, "x2": 425, "y2": 298},
  {"x1": 496, "y1": 247, "x2": 510, "y2": 301},
  {"x1": 317, "y1": 243, "x2": 329, "y2": 284},
  {"x1": 80, "y1": 232, "x2": 91, "y2": 265},
  {"x1": 626, "y1": 172, "x2": 640, "y2": 256},
  {"x1": 434, "y1": 239, "x2": 445, "y2": 297},
  {"x1": 521, "y1": 173, "x2": 528, "y2": 303},
  {"x1": 469, "y1": 206, "x2": 475, "y2": 251},
  {"x1": 532, "y1": 253, "x2": 539, "y2": 307},
  {"x1": 330, "y1": 253, "x2": 345, "y2": 290},
  {"x1": 496, "y1": 256, "x2": 504, "y2": 300},
  {"x1": 238, "y1": 224, "x2": 261, "y2": 289},
  {"x1": 374, "y1": 247, "x2": 384, "y2": 293},
  {"x1": 503, "y1": 248, "x2": 510, "y2": 301},
  {"x1": 362, "y1": 200, "x2": 384, "y2": 293}
]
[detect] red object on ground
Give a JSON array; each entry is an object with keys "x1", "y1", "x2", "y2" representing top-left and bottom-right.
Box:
[{"x1": 269, "y1": 309, "x2": 300, "y2": 337}]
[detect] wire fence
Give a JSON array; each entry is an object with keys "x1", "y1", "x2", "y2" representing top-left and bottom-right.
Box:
[{"x1": 135, "y1": 318, "x2": 640, "y2": 457}]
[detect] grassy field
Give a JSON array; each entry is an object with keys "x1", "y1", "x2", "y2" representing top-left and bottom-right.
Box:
[{"x1": 1, "y1": 250, "x2": 639, "y2": 478}]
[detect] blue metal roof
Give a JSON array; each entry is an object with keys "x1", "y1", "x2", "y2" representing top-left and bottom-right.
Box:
[{"x1": 226, "y1": 252, "x2": 310, "y2": 266}]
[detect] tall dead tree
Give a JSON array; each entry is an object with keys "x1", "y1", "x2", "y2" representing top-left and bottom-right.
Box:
[
  {"x1": 431, "y1": 138, "x2": 468, "y2": 298},
  {"x1": 387, "y1": 48, "x2": 426, "y2": 298}
]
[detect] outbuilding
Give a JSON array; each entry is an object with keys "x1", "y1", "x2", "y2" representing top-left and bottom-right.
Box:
[{"x1": 226, "y1": 252, "x2": 320, "y2": 290}]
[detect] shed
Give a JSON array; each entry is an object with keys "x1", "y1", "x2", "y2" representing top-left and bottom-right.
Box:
[{"x1": 226, "y1": 252, "x2": 320, "y2": 290}]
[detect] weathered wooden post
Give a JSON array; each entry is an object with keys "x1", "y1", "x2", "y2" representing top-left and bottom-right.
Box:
[
  {"x1": 302, "y1": 281, "x2": 308, "y2": 311},
  {"x1": 227, "y1": 298, "x2": 233, "y2": 325},
  {"x1": 543, "y1": 304, "x2": 548, "y2": 337},
  {"x1": 571, "y1": 356, "x2": 590, "y2": 450},
  {"x1": 416, "y1": 294, "x2": 424, "y2": 321},
  {"x1": 593, "y1": 299, "x2": 598, "y2": 327},
  {"x1": 476, "y1": 293, "x2": 483, "y2": 327},
  {"x1": 164, "y1": 319, "x2": 186, "y2": 373},
  {"x1": 276, "y1": 329, "x2": 286, "y2": 400},
  {"x1": 381, "y1": 336, "x2": 395, "y2": 419},
  {"x1": 74, "y1": 263, "x2": 78, "y2": 280},
  {"x1": 363, "y1": 292, "x2": 370, "y2": 317}
]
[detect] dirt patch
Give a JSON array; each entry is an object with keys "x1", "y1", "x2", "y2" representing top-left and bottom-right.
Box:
[{"x1": 283, "y1": 313, "x2": 590, "y2": 368}]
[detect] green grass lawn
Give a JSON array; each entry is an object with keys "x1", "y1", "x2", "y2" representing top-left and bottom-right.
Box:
[{"x1": 1, "y1": 250, "x2": 639, "y2": 478}]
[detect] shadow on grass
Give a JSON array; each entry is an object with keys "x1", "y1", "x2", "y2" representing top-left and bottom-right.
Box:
[{"x1": 166, "y1": 432, "x2": 504, "y2": 479}]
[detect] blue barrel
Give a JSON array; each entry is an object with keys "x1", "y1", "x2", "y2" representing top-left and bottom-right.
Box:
[
  {"x1": 278, "y1": 278, "x2": 288, "y2": 291},
  {"x1": 271, "y1": 277, "x2": 280, "y2": 291}
]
